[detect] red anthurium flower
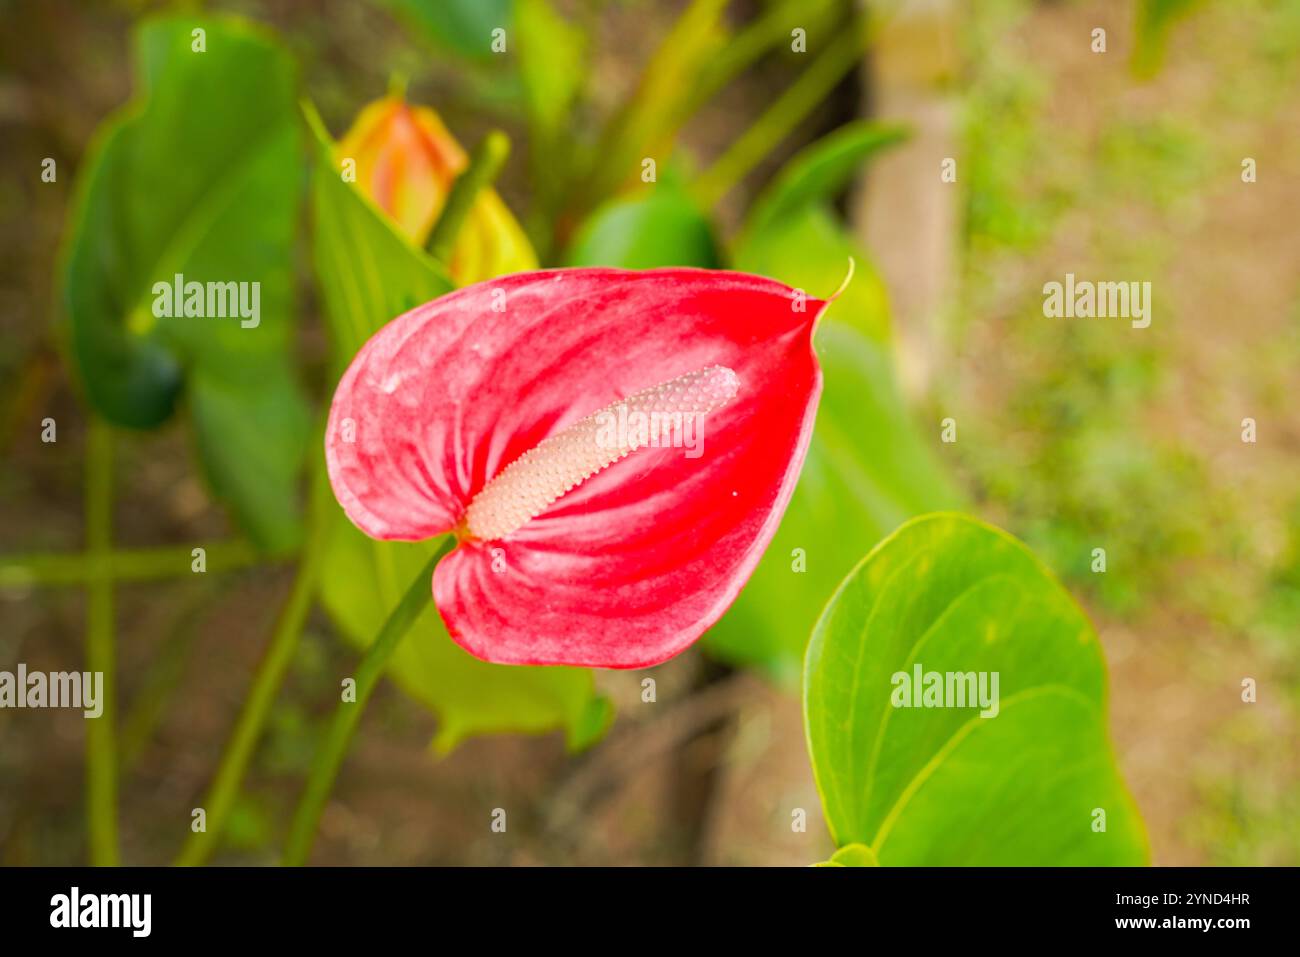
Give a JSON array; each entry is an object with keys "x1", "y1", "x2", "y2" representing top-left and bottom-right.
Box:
[{"x1": 325, "y1": 268, "x2": 830, "y2": 668}]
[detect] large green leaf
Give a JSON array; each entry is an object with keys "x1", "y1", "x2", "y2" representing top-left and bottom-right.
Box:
[
  {"x1": 804, "y1": 513, "x2": 1149, "y2": 865},
  {"x1": 306, "y1": 104, "x2": 607, "y2": 750},
  {"x1": 705, "y1": 123, "x2": 960, "y2": 678},
  {"x1": 62, "y1": 16, "x2": 309, "y2": 551}
]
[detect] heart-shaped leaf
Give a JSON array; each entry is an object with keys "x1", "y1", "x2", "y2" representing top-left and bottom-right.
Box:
[
  {"x1": 804, "y1": 513, "x2": 1149, "y2": 865},
  {"x1": 62, "y1": 16, "x2": 309, "y2": 550},
  {"x1": 307, "y1": 104, "x2": 606, "y2": 746}
]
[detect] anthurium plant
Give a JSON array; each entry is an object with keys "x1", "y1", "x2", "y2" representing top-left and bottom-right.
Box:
[{"x1": 16, "y1": 0, "x2": 1149, "y2": 867}]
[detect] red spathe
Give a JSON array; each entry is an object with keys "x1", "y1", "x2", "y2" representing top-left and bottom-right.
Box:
[{"x1": 326, "y1": 267, "x2": 827, "y2": 668}]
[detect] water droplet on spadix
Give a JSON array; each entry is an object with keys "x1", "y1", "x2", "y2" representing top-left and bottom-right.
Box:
[{"x1": 464, "y1": 365, "x2": 739, "y2": 541}]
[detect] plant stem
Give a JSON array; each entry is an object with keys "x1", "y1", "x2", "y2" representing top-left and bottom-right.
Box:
[
  {"x1": 84, "y1": 416, "x2": 119, "y2": 866},
  {"x1": 426, "y1": 130, "x2": 511, "y2": 265},
  {"x1": 0, "y1": 539, "x2": 282, "y2": 589},
  {"x1": 283, "y1": 536, "x2": 454, "y2": 866},
  {"x1": 692, "y1": 25, "x2": 869, "y2": 209},
  {"x1": 174, "y1": 460, "x2": 334, "y2": 866}
]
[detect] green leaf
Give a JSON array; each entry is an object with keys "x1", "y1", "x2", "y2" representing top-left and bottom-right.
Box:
[
  {"x1": 804, "y1": 513, "x2": 1149, "y2": 865},
  {"x1": 516, "y1": 0, "x2": 587, "y2": 240},
  {"x1": 734, "y1": 121, "x2": 907, "y2": 343},
  {"x1": 306, "y1": 104, "x2": 606, "y2": 750},
  {"x1": 708, "y1": 121, "x2": 959, "y2": 677},
  {"x1": 705, "y1": 321, "x2": 961, "y2": 680},
  {"x1": 188, "y1": 366, "x2": 308, "y2": 552},
  {"x1": 566, "y1": 185, "x2": 719, "y2": 269},
  {"x1": 321, "y1": 521, "x2": 606, "y2": 752},
  {"x1": 575, "y1": 0, "x2": 729, "y2": 217},
  {"x1": 745, "y1": 121, "x2": 908, "y2": 239},
  {"x1": 516, "y1": 0, "x2": 585, "y2": 144},
  {"x1": 383, "y1": 0, "x2": 511, "y2": 60},
  {"x1": 735, "y1": 207, "x2": 891, "y2": 343},
  {"x1": 304, "y1": 102, "x2": 453, "y2": 362},
  {"x1": 815, "y1": 842, "x2": 879, "y2": 867},
  {"x1": 62, "y1": 16, "x2": 309, "y2": 551}
]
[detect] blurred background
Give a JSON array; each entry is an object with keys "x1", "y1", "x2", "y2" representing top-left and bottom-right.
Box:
[{"x1": 1, "y1": 0, "x2": 1297, "y2": 865}]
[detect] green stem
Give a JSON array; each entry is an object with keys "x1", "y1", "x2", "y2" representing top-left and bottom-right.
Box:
[
  {"x1": 426, "y1": 130, "x2": 511, "y2": 265},
  {"x1": 692, "y1": 25, "x2": 869, "y2": 209},
  {"x1": 85, "y1": 416, "x2": 118, "y2": 866},
  {"x1": 174, "y1": 459, "x2": 334, "y2": 866},
  {"x1": 283, "y1": 536, "x2": 455, "y2": 866},
  {"x1": 0, "y1": 539, "x2": 284, "y2": 589}
]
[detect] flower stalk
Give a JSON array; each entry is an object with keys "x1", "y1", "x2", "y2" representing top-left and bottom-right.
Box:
[
  {"x1": 84, "y1": 416, "x2": 118, "y2": 866},
  {"x1": 175, "y1": 459, "x2": 335, "y2": 866},
  {"x1": 283, "y1": 535, "x2": 454, "y2": 865}
]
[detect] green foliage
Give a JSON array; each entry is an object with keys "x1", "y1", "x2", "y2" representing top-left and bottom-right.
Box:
[
  {"x1": 61, "y1": 16, "x2": 309, "y2": 551},
  {"x1": 706, "y1": 322, "x2": 962, "y2": 679},
  {"x1": 734, "y1": 121, "x2": 905, "y2": 344},
  {"x1": 321, "y1": 523, "x2": 607, "y2": 752},
  {"x1": 306, "y1": 106, "x2": 608, "y2": 751},
  {"x1": 816, "y1": 842, "x2": 879, "y2": 866},
  {"x1": 515, "y1": 0, "x2": 585, "y2": 152},
  {"x1": 384, "y1": 0, "x2": 512, "y2": 60},
  {"x1": 744, "y1": 121, "x2": 907, "y2": 241},
  {"x1": 577, "y1": 0, "x2": 730, "y2": 217},
  {"x1": 515, "y1": 0, "x2": 586, "y2": 245},
  {"x1": 804, "y1": 513, "x2": 1148, "y2": 865},
  {"x1": 705, "y1": 123, "x2": 961, "y2": 679},
  {"x1": 566, "y1": 183, "x2": 719, "y2": 269},
  {"x1": 304, "y1": 103, "x2": 452, "y2": 358}
]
